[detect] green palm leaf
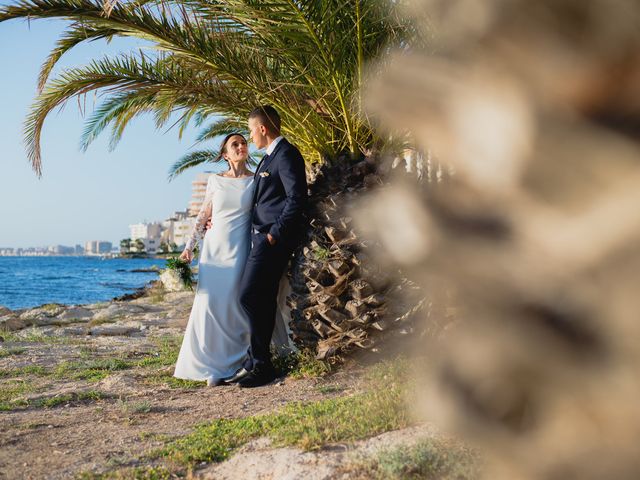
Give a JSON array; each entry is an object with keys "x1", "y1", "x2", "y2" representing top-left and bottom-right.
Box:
[{"x1": 1, "y1": 0, "x2": 417, "y2": 176}]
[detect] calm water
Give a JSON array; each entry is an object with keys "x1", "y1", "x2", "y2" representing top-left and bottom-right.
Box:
[{"x1": 0, "y1": 256, "x2": 168, "y2": 310}]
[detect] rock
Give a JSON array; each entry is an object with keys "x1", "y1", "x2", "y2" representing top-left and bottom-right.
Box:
[
  {"x1": 89, "y1": 321, "x2": 143, "y2": 336},
  {"x1": 31, "y1": 317, "x2": 74, "y2": 327},
  {"x1": 159, "y1": 269, "x2": 191, "y2": 292},
  {"x1": 19, "y1": 304, "x2": 65, "y2": 322},
  {"x1": 0, "y1": 306, "x2": 12, "y2": 316},
  {"x1": 0, "y1": 314, "x2": 26, "y2": 332},
  {"x1": 91, "y1": 304, "x2": 146, "y2": 322},
  {"x1": 55, "y1": 326, "x2": 88, "y2": 336},
  {"x1": 58, "y1": 307, "x2": 93, "y2": 322}
]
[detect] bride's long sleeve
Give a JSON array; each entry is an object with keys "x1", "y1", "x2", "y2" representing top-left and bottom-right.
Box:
[{"x1": 184, "y1": 176, "x2": 214, "y2": 252}]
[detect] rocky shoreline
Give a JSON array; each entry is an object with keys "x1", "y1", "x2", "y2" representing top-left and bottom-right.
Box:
[
  {"x1": 0, "y1": 280, "x2": 193, "y2": 342},
  {"x1": 0, "y1": 268, "x2": 191, "y2": 335}
]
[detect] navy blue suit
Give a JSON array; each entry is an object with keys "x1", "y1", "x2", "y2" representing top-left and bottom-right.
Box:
[{"x1": 238, "y1": 138, "x2": 307, "y2": 371}]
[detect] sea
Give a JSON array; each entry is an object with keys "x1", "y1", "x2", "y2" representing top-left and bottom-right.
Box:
[{"x1": 0, "y1": 256, "x2": 169, "y2": 311}]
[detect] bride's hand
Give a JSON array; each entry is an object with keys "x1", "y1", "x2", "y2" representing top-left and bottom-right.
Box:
[{"x1": 180, "y1": 249, "x2": 193, "y2": 264}]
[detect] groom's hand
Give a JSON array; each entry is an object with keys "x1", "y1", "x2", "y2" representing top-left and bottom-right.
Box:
[{"x1": 266, "y1": 233, "x2": 276, "y2": 245}]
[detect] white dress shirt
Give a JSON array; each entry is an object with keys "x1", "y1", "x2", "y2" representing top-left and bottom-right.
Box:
[{"x1": 265, "y1": 136, "x2": 284, "y2": 156}]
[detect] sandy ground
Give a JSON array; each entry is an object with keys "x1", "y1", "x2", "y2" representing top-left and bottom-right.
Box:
[{"x1": 0, "y1": 290, "x2": 430, "y2": 479}]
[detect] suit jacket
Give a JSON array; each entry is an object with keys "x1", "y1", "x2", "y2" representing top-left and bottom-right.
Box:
[{"x1": 252, "y1": 137, "x2": 308, "y2": 243}]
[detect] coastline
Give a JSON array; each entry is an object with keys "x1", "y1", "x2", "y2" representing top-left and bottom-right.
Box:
[
  {"x1": 0, "y1": 256, "x2": 172, "y2": 312},
  {"x1": 0, "y1": 275, "x2": 189, "y2": 334}
]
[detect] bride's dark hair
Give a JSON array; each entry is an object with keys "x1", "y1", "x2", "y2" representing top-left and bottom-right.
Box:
[{"x1": 217, "y1": 132, "x2": 247, "y2": 163}]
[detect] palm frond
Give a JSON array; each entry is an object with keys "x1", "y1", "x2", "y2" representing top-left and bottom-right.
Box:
[
  {"x1": 2, "y1": 0, "x2": 416, "y2": 175},
  {"x1": 167, "y1": 149, "x2": 221, "y2": 181},
  {"x1": 195, "y1": 117, "x2": 247, "y2": 143}
]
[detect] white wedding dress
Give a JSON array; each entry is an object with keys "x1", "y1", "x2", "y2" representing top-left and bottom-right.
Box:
[{"x1": 174, "y1": 174, "x2": 255, "y2": 382}]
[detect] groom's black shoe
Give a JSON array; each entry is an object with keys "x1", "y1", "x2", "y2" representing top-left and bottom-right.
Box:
[
  {"x1": 224, "y1": 367, "x2": 252, "y2": 384},
  {"x1": 238, "y1": 366, "x2": 277, "y2": 388}
]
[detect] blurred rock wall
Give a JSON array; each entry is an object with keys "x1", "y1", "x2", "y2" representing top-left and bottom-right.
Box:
[{"x1": 360, "y1": 1, "x2": 640, "y2": 478}]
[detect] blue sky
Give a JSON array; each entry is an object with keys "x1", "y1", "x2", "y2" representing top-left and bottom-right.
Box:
[{"x1": 0, "y1": 15, "x2": 228, "y2": 248}]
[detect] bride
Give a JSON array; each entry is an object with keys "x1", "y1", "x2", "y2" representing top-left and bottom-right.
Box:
[{"x1": 173, "y1": 132, "x2": 256, "y2": 386}]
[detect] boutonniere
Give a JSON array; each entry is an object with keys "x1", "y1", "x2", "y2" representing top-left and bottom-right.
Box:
[{"x1": 259, "y1": 171, "x2": 270, "y2": 178}]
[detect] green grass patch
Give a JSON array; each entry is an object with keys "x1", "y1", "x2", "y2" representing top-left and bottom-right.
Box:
[
  {"x1": 0, "y1": 385, "x2": 106, "y2": 411},
  {"x1": 273, "y1": 350, "x2": 331, "y2": 379},
  {"x1": 313, "y1": 246, "x2": 331, "y2": 261},
  {"x1": 41, "y1": 303, "x2": 64, "y2": 313},
  {"x1": 77, "y1": 464, "x2": 173, "y2": 480},
  {"x1": 0, "y1": 364, "x2": 48, "y2": 378},
  {"x1": 352, "y1": 439, "x2": 480, "y2": 480},
  {"x1": 142, "y1": 370, "x2": 204, "y2": 389},
  {"x1": 0, "y1": 346, "x2": 27, "y2": 358},
  {"x1": 32, "y1": 390, "x2": 107, "y2": 408},
  {"x1": 0, "y1": 336, "x2": 188, "y2": 387},
  {"x1": 118, "y1": 399, "x2": 153, "y2": 415},
  {"x1": 135, "y1": 337, "x2": 181, "y2": 368},
  {"x1": 316, "y1": 384, "x2": 344, "y2": 394},
  {"x1": 0, "y1": 327, "x2": 81, "y2": 345},
  {"x1": 54, "y1": 358, "x2": 133, "y2": 382},
  {"x1": 87, "y1": 316, "x2": 122, "y2": 327},
  {"x1": 0, "y1": 379, "x2": 37, "y2": 411},
  {"x1": 158, "y1": 358, "x2": 411, "y2": 466}
]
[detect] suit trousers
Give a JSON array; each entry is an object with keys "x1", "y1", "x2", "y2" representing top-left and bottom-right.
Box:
[{"x1": 238, "y1": 232, "x2": 295, "y2": 371}]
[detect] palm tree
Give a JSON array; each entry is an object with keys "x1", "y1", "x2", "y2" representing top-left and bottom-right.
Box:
[
  {"x1": 119, "y1": 238, "x2": 131, "y2": 254},
  {"x1": 0, "y1": 0, "x2": 415, "y2": 177},
  {"x1": 133, "y1": 238, "x2": 146, "y2": 254}
]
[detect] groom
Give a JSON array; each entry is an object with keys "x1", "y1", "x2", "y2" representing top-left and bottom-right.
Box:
[{"x1": 229, "y1": 105, "x2": 308, "y2": 388}]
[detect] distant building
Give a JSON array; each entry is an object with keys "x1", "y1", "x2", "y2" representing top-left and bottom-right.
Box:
[
  {"x1": 85, "y1": 241, "x2": 112, "y2": 255},
  {"x1": 188, "y1": 172, "x2": 213, "y2": 216},
  {"x1": 75, "y1": 244, "x2": 85, "y2": 255},
  {"x1": 172, "y1": 218, "x2": 196, "y2": 248},
  {"x1": 0, "y1": 248, "x2": 15, "y2": 256},
  {"x1": 160, "y1": 210, "x2": 194, "y2": 249},
  {"x1": 48, "y1": 245, "x2": 75, "y2": 255},
  {"x1": 129, "y1": 222, "x2": 163, "y2": 253}
]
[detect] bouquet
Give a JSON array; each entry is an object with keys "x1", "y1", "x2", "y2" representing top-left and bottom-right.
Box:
[{"x1": 164, "y1": 255, "x2": 195, "y2": 290}]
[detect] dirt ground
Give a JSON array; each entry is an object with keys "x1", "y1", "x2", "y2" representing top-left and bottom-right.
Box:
[{"x1": 0, "y1": 290, "x2": 421, "y2": 479}]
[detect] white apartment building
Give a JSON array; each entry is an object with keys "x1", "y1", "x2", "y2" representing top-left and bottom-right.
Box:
[
  {"x1": 129, "y1": 222, "x2": 163, "y2": 253},
  {"x1": 172, "y1": 218, "x2": 196, "y2": 247},
  {"x1": 85, "y1": 241, "x2": 112, "y2": 255},
  {"x1": 160, "y1": 211, "x2": 195, "y2": 249},
  {"x1": 188, "y1": 172, "x2": 213, "y2": 216}
]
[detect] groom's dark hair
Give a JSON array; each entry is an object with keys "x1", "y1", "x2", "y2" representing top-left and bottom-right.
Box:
[{"x1": 249, "y1": 105, "x2": 281, "y2": 134}]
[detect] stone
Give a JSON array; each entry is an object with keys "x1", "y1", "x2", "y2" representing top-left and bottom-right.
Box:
[
  {"x1": 55, "y1": 326, "x2": 88, "y2": 336},
  {"x1": 0, "y1": 314, "x2": 26, "y2": 332},
  {"x1": 91, "y1": 304, "x2": 146, "y2": 322},
  {"x1": 31, "y1": 317, "x2": 74, "y2": 327},
  {"x1": 19, "y1": 304, "x2": 65, "y2": 321},
  {"x1": 159, "y1": 269, "x2": 190, "y2": 292},
  {"x1": 58, "y1": 307, "x2": 93, "y2": 322},
  {"x1": 89, "y1": 321, "x2": 143, "y2": 336}
]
